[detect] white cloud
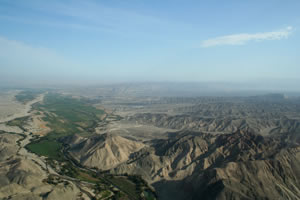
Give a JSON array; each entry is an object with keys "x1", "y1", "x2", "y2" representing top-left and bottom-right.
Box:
[{"x1": 201, "y1": 26, "x2": 293, "y2": 47}]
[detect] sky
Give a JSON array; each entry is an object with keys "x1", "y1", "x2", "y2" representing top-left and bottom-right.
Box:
[{"x1": 0, "y1": 0, "x2": 300, "y2": 89}]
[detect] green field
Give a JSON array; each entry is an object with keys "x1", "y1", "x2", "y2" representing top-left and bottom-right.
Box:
[
  {"x1": 26, "y1": 93, "x2": 106, "y2": 159},
  {"x1": 27, "y1": 139, "x2": 63, "y2": 160},
  {"x1": 40, "y1": 94, "x2": 104, "y2": 135},
  {"x1": 15, "y1": 90, "x2": 43, "y2": 104},
  {"x1": 143, "y1": 190, "x2": 156, "y2": 200},
  {"x1": 109, "y1": 176, "x2": 151, "y2": 200}
]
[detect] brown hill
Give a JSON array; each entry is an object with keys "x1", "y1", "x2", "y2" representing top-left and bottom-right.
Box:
[
  {"x1": 66, "y1": 133, "x2": 145, "y2": 170},
  {"x1": 109, "y1": 130, "x2": 300, "y2": 200},
  {"x1": 128, "y1": 113, "x2": 300, "y2": 143}
]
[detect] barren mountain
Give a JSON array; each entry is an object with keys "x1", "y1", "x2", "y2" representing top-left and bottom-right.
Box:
[
  {"x1": 128, "y1": 113, "x2": 300, "y2": 141},
  {"x1": 109, "y1": 130, "x2": 300, "y2": 200},
  {"x1": 59, "y1": 95, "x2": 300, "y2": 200},
  {"x1": 66, "y1": 133, "x2": 145, "y2": 170},
  {"x1": 2, "y1": 89, "x2": 300, "y2": 200}
]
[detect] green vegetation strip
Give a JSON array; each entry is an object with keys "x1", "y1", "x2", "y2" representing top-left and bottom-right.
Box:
[
  {"x1": 15, "y1": 90, "x2": 43, "y2": 104},
  {"x1": 6, "y1": 116, "x2": 30, "y2": 131},
  {"x1": 26, "y1": 93, "x2": 106, "y2": 160},
  {"x1": 110, "y1": 176, "x2": 138, "y2": 198},
  {"x1": 25, "y1": 93, "x2": 156, "y2": 200}
]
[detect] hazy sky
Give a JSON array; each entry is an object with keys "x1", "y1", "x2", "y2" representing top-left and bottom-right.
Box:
[{"x1": 0, "y1": 0, "x2": 300, "y2": 86}]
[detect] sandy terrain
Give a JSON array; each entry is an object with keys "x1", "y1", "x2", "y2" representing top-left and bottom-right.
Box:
[
  {"x1": 0, "y1": 92, "x2": 44, "y2": 123},
  {"x1": 0, "y1": 92, "x2": 55, "y2": 173},
  {"x1": 25, "y1": 113, "x2": 51, "y2": 136},
  {"x1": 0, "y1": 123, "x2": 23, "y2": 133},
  {"x1": 97, "y1": 120, "x2": 178, "y2": 141},
  {"x1": 0, "y1": 90, "x2": 25, "y2": 122}
]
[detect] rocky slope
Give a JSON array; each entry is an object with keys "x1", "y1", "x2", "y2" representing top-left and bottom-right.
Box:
[
  {"x1": 108, "y1": 130, "x2": 300, "y2": 200},
  {"x1": 45, "y1": 94, "x2": 300, "y2": 200},
  {"x1": 66, "y1": 133, "x2": 145, "y2": 170},
  {"x1": 127, "y1": 113, "x2": 300, "y2": 143},
  {"x1": 126, "y1": 97, "x2": 300, "y2": 142},
  {"x1": 0, "y1": 132, "x2": 83, "y2": 200}
]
